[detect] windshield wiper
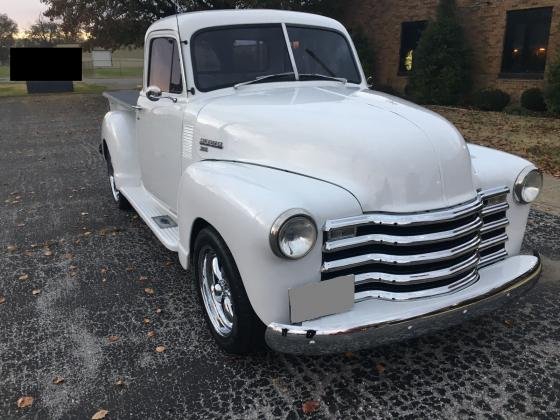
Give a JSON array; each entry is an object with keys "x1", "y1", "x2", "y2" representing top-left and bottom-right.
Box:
[
  {"x1": 233, "y1": 72, "x2": 295, "y2": 89},
  {"x1": 299, "y1": 73, "x2": 347, "y2": 84}
]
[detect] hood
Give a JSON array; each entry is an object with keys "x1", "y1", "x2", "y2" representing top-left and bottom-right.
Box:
[{"x1": 195, "y1": 85, "x2": 475, "y2": 213}]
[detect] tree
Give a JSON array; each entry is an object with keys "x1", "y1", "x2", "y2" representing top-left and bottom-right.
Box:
[
  {"x1": 407, "y1": 0, "x2": 471, "y2": 105},
  {"x1": 40, "y1": 0, "x2": 343, "y2": 50},
  {"x1": 0, "y1": 13, "x2": 18, "y2": 65},
  {"x1": 24, "y1": 16, "x2": 77, "y2": 47}
]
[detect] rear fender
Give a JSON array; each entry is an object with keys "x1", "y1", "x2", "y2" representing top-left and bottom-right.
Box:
[{"x1": 101, "y1": 111, "x2": 141, "y2": 190}]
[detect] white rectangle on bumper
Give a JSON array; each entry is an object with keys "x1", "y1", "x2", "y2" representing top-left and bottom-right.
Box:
[{"x1": 289, "y1": 275, "x2": 354, "y2": 323}]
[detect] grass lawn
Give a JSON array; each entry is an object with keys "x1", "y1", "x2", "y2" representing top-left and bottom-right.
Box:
[
  {"x1": 430, "y1": 106, "x2": 560, "y2": 177},
  {"x1": 82, "y1": 67, "x2": 143, "y2": 78},
  {"x1": 0, "y1": 82, "x2": 106, "y2": 97}
]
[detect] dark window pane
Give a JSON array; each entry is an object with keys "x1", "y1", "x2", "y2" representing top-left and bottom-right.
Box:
[
  {"x1": 286, "y1": 26, "x2": 361, "y2": 84},
  {"x1": 501, "y1": 7, "x2": 552, "y2": 75},
  {"x1": 192, "y1": 25, "x2": 293, "y2": 92},
  {"x1": 399, "y1": 21, "x2": 427, "y2": 74},
  {"x1": 148, "y1": 37, "x2": 183, "y2": 93}
]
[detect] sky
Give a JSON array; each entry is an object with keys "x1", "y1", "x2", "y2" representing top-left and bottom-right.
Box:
[{"x1": 1, "y1": 0, "x2": 48, "y2": 33}]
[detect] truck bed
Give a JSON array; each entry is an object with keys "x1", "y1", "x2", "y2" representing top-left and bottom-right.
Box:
[{"x1": 103, "y1": 90, "x2": 140, "y2": 111}]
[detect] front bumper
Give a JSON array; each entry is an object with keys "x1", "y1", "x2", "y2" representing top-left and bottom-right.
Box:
[{"x1": 265, "y1": 253, "x2": 542, "y2": 355}]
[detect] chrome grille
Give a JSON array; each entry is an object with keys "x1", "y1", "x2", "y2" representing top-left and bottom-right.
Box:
[{"x1": 322, "y1": 187, "x2": 509, "y2": 301}]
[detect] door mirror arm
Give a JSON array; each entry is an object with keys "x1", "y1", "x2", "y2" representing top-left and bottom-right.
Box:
[{"x1": 146, "y1": 85, "x2": 178, "y2": 103}]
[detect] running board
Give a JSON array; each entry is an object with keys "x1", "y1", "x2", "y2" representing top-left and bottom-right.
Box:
[{"x1": 120, "y1": 186, "x2": 179, "y2": 251}]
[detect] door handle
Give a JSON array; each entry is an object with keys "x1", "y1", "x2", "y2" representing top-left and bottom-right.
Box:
[{"x1": 131, "y1": 105, "x2": 143, "y2": 111}]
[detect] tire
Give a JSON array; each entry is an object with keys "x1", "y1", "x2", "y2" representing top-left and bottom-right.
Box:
[
  {"x1": 193, "y1": 227, "x2": 266, "y2": 354},
  {"x1": 105, "y1": 151, "x2": 131, "y2": 210}
]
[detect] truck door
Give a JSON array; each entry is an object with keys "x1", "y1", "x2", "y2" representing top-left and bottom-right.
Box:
[{"x1": 136, "y1": 34, "x2": 185, "y2": 213}]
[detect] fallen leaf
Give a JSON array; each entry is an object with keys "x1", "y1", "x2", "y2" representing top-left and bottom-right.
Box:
[
  {"x1": 504, "y1": 319, "x2": 514, "y2": 328},
  {"x1": 81, "y1": 212, "x2": 89, "y2": 216},
  {"x1": 302, "y1": 400, "x2": 320, "y2": 414},
  {"x1": 144, "y1": 287, "x2": 154, "y2": 295},
  {"x1": 16, "y1": 223, "x2": 25, "y2": 227},
  {"x1": 69, "y1": 265, "x2": 78, "y2": 270},
  {"x1": 52, "y1": 376, "x2": 64, "y2": 385},
  {"x1": 0, "y1": 295, "x2": 5, "y2": 304},
  {"x1": 32, "y1": 289, "x2": 41, "y2": 296},
  {"x1": 100, "y1": 268, "x2": 108, "y2": 274},
  {"x1": 114, "y1": 378, "x2": 125, "y2": 387},
  {"x1": 147, "y1": 331, "x2": 156, "y2": 338},
  {"x1": 126, "y1": 267, "x2": 134, "y2": 272},
  {"x1": 344, "y1": 352, "x2": 355, "y2": 359},
  {"x1": 143, "y1": 318, "x2": 150, "y2": 324},
  {"x1": 155, "y1": 308, "x2": 162, "y2": 314},
  {"x1": 18, "y1": 274, "x2": 29, "y2": 281},
  {"x1": 62, "y1": 253, "x2": 74, "y2": 260},
  {"x1": 91, "y1": 409, "x2": 109, "y2": 419},
  {"x1": 375, "y1": 362, "x2": 386, "y2": 374},
  {"x1": 43, "y1": 249, "x2": 53, "y2": 256},
  {"x1": 155, "y1": 345, "x2": 166, "y2": 353},
  {"x1": 139, "y1": 276, "x2": 148, "y2": 281},
  {"x1": 16, "y1": 396, "x2": 34, "y2": 408},
  {"x1": 108, "y1": 335, "x2": 119, "y2": 343},
  {"x1": 83, "y1": 231, "x2": 92, "y2": 236},
  {"x1": 164, "y1": 261, "x2": 173, "y2": 267},
  {"x1": 7, "y1": 245, "x2": 17, "y2": 252}
]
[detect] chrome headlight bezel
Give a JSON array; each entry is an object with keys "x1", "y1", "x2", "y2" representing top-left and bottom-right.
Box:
[
  {"x1": 270, "y1": 209, "x2": 318, "y2": 260},
  {"x1": 514, "y1": 167, "x2": 543, "y2": 204}
]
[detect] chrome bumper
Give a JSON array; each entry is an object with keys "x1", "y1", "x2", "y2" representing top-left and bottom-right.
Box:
[{"x1": 265, "y1": 253, "x2": 542, "y2": 355}]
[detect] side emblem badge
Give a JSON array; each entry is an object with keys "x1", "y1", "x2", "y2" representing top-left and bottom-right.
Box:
[{"x1": 200, "y1": 138, "x2": 223, "y2": 152}]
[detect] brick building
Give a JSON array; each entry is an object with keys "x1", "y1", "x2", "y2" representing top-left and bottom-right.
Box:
[{"x1": 344, "y1": 0, "x2": 560, "y2": 101}]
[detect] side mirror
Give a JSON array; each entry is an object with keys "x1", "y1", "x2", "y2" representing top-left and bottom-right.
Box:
[
  {"x1": 367, "y1": 76, "x2": 374, "y2": 89},
  {"x1": 146, "y1": 85, "x2": 162, "y2": 101}
]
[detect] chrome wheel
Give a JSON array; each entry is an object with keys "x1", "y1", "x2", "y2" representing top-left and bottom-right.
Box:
[
  {"x1": 199, "y1": 247, "x2": 234, "y2": 337},
  {"x1": 109, "y1": 174, "x2": 120, "y2": 202}
]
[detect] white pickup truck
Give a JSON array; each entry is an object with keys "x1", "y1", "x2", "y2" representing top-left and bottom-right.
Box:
[{"x1": 101, "y1": 10, "x2": 543, "y2": 355}]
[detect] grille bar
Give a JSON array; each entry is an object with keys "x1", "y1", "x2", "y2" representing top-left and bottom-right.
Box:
[
  {"x1": 480, "y1": 232, "x2": 508, "y2": 251},
  {"x1": 482, "y1": 201, "x2": 509, "y2": 217},
  {"x1": 480, "y1": 217, "x2": 509, "y2": 234},
  {"x1": 355, "y1": 269, "x2": 479, "y2": 302},
  {"x1": 321, "y1": 235, "x2": 481, "y2": 273},
  {"x1": 324, "y1": 197, "x2": 482, "y2": 232},
  {"x1": 479, "y1": 247, "x2": 508, "y2": 268},
  {"x1": 324, "y1": 216, "x2": 482, "y2": 252},
  {"x1": 354, "y1": 253, "x2": 479, "y2": 286}
]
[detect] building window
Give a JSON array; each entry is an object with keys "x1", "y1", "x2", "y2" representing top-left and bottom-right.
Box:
[
  {"x1": 399, "y1": 21, "x2": 427, "y2": 74},
  {"x1": 501, "y1": 7, "x2": 553, "y2": 77}
]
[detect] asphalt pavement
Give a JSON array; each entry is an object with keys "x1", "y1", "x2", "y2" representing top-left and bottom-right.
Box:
[{"x1": 0, "y1": 94, "x2": 559, "y2": 419}]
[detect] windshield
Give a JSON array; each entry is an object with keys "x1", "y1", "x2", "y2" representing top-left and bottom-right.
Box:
[
  {"x1": 191, "y1": 24, "x2": 361, "y2": 92},
  {"x1": 286, "y1": 25, "x2": 361, "y2": 84}
]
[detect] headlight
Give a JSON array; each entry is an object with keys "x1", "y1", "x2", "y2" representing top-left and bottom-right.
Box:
[
  {"x1": 270, "y1": 209, "x2": 317, "y2": 259},
  {"x1": 514, "y1": 167, "x2": 543, "y2": 204}
]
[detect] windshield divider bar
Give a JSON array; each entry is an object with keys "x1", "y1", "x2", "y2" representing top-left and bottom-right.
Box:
[{"x1": 282, "y1": 23, "x2": 299, "y2": 81}]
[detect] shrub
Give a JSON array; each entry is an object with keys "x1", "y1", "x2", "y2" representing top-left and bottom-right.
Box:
[
  {"x1": 545, "y1": 55, "x2": 560, "y2": 114},
  {"x1": 471, "y1": 89, "x2": 510, "y2": 111},
  {"x1": 521, "y1": 88, "x2": 547, "y2": 112},
  {"x1": 407, "y1": 0, "x2": 471, "y2": 105}
]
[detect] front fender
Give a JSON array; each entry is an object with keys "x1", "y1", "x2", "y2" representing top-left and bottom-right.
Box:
[
  {"x1": 101, "y1": 111, "x2": 141, "y2": 190},
  {"x1": 468, "y1": 143, "x2": 537, "y2": 256},
  {"x1": 177, "y1": 161, "x2": 361, "y2": 325}
]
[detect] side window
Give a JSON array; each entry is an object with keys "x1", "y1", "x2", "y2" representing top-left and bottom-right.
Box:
[{"x1": 148, "y1": 37, "x2": 183, "y2": 94}]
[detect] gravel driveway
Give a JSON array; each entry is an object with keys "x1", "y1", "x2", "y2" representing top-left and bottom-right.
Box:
[{"x1": 1, "y1": 94, "x2": 559, "y2": 419}]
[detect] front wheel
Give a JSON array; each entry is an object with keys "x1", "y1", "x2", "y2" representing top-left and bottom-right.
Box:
[{"x1": 193, "y1": 227, "x2": 265, "y2": 354}]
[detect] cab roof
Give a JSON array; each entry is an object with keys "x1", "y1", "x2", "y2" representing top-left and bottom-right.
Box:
[{"x1": 147, "y1": 9, "x2": 347, "y2": 40}]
